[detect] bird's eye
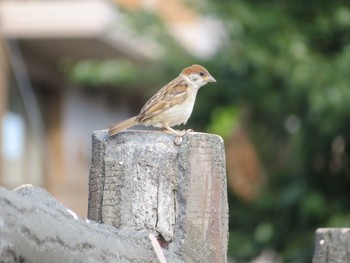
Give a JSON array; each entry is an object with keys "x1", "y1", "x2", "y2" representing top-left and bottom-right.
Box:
[{"x1": 199, "y1": 72, "x2": 204, "y2": 76}]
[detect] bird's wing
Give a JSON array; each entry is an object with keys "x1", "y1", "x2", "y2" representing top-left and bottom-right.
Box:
[{"x1": 136, "y1": 78, "x2": 189, "y2": 122}]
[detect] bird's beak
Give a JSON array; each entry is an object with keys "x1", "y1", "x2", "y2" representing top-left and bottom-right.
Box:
[{"x1": 206, "y1": 75, "x2": 216, "y2": 83}]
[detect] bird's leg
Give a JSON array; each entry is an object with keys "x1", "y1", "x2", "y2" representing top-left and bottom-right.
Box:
[
  {"x1": 161, "y1": 125, "x2": 187, "y2": 137},
  {"x1": 161, "y1": 124, "x2": 190, "y2": 145}
]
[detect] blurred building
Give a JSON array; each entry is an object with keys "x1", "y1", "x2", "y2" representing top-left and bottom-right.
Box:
[
  {"x1": 0, "y1": 0, "x2": 160, "y2": 216},
  {"x1": 0, "y1": 0, "x2": 224, "y2": 216},
  {"x1": 116, "y1": 0, "x2": 226, "y2": 59}
]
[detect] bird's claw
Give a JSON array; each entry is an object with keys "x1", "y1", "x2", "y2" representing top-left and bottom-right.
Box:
[
  {"x1": 175, "y1": 129, "x2": 194, "y2": 137},
  {"x1": 173, "y1": 129, "x2": 195, "y2": 145},
  {"x1": 161, "y1": 127, "x2": 194, "y2": 145},
  {"x1": 174, "y1": 136, "x2": 183, "y2": 145}
]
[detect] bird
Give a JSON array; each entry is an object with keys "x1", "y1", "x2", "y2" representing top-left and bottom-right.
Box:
[{"x1": 108, "y1": 64, "x2": 216, "y2": 137}]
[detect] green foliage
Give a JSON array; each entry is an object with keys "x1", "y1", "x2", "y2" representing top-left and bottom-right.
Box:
[
  {"x1": 207, "y1": 106, "x2": 241, "y2": 139},
  {"x1": 67, "y1": 59, "x2": 142, "y2": 87},
  {"x1": 204, "y1": 0, "x2": 350, "y2": 262}
]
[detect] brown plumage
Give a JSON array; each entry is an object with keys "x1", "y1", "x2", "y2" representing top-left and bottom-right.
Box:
[{"x1": 108, "y1": 64, "x2": 216, "y2": 137}]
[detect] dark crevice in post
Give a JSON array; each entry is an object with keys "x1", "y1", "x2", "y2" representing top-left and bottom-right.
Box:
[
  {"x1": 155, "y1": 174, "x2": 160, "y2": 231},
  {"x1": 157, "y1": 234, "x2": 169, "y2": 249}
]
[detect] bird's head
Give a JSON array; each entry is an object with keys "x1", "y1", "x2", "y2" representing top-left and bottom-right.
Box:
[{"x1": 181, "y1": 64, "x2": 216, "y2": 88}]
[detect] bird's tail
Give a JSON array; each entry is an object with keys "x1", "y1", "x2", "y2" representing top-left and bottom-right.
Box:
[{"x1": 108, "y1": 116, "x2": 138, "y2": 136}]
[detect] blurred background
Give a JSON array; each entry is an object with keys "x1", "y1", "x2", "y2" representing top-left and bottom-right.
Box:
[{"x1": 1, "y1": 0, "x2": 350, "y2": 262}]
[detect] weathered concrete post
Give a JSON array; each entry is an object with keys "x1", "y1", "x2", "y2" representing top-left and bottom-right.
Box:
[
  {"x1": 312, "y1": 228, "x2": 350, "y2": 263},
  {"x1": 88, "y1": 130, "x2": 228, "y2": 262}
]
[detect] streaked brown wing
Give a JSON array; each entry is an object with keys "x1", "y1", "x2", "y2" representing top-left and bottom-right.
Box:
[{"x1": 136, "y1": 78, "x2": 188, "y2": 122}]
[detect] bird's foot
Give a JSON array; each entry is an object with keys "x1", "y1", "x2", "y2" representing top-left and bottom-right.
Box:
[
  {"x1": 161, "y1": 127, "x2": 194, "y2": 145},
  {"x1": 161, "y1": 128, "x2": 187, "y2": 137},
  {"x1": 173, "y1": 130, "x2": 194, "y2": 145},
  {"x1": 174, "y1": 136, "x2": 183, "y2": 145}
]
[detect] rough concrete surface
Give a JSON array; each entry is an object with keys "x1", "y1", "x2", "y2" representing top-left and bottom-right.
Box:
[
  {"x1": 0, "y1": 185, "x2": 182, "y2": 263},
  {"x1": 313, "y1": 228, "x2": 350, "y2": 263},
  {"x1": 88, "y1": 130, "x2": 229, "y2": 263}
]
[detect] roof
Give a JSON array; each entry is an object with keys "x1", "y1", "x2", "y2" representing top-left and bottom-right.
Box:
[{"x1": 0, "y1": 0, "x2": 161, "y2": 61}]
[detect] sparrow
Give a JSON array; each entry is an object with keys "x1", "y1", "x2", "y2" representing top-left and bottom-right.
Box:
[{"x1": 108, "y1": 64, "x2": 216, "y2": 137}]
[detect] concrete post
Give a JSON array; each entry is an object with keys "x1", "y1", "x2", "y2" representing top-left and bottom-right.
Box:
[
  {"x1": 88, "y1": 130, "x2": 229, "y2": 262},
  {"x1": 313, "y1": 228, "x2": 350, "y2": 263}
]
